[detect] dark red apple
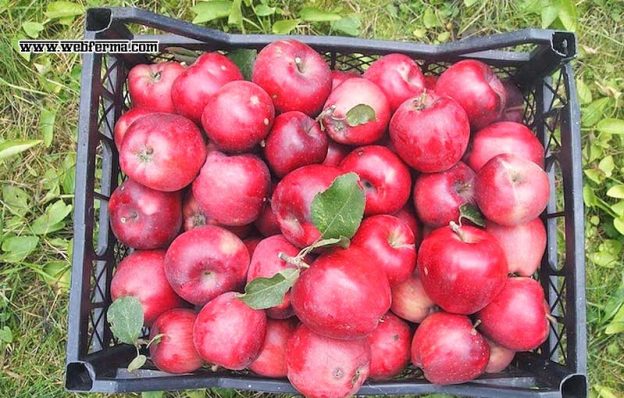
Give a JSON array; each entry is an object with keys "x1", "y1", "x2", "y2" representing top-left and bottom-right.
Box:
[
  {"x1": 181, "y1": 190, "x2": 253, "y2": 238},
  {"x1": 247, "y1": 235, "x2": 300, "y2": 319},
  {"x1": 413, "y1": 162, "x2": 476, "y2": 228},
  {"x1": 113, "y1": 108, "x2": 153, "y2": 150},
  {"x1": 486, "y1": 218, "x2": 546, "y2": 276},
  {"x1": 466, "y1": 121, "x2": 544, "y2": 171},
  {"x1": 321, "y1": 78, "x2": 391, "y2": 145},
  {"x1": 475, "y1": 154, "x2": 550, "y2": 226},
  {"x1": 271, "y1": 165, "x2": 341, "y2": 248},
  {"x1": 263, "y1": 111, "x2": 328, "y2": 177},
  {"x1": 390, "y1": 273, "x2": 437, "y2": 323},
  {"x1": 109, "y1": 178, "x2": 182, "y2": 250},
  {"x1": 201, "y1": 81, "x2": 274, "y2": 153},
  {"x1": 249, "y1": 319, "x2": 297, "y2": 377},
  {"x1": 291, "y1": 247, "x2": 391, "y2": 339},
  {"x1": 255, "y1": 201, "x2": 281, "y2": 237},
  {"x1": 287, "y1": 324, "x2": 370, "y2": 398},
  {"x1": 477, "y1": 277, "x2": 550, "y2": 351},
  {"x1": 331, "y1": 69, "x2": 359, "y2": 90},
  {"x1": 149, "y1": 308, "x2": 203, "y2": 374},
  {"x1": 171, "y1": 52, "x2": 243, "y2": 123},
  {"x1": 363, "y1": 53, "x2": 426, "y2": 111},
  {"x1": 253, "y1": 39, "x2": 332, "y2": 116},
  {"x1": 500, "y1": 79, "x2": 524, "y2": 123},
  {"x1": 111, "y1": 250, "x2": 184, "y2": 325},
  {"x1": 417, "y1": 225, "x2": 508, "y2": 314},
  {"x1": 423, "y1": 74, "x2": 438, "y2": 91},
  {"x1": 351, "y1": 215, "x2": 416, "y2": 286},
  {"x1": 435, "y1": 59, "x2": 506, "y2": 130},
  {"x1": 340, "y1": 145, "x2": 411, "y2": 215},
  {"x1": 119, "y1": 113, "x2": 207, "y2": 192},
  {"x1": 322, "y1": 141, "x2": 350, "y2": 167},
  {"x1": 192, "y1": 151, "x2": 270, "y2": 226},
  {"x1": 193, "y1": 292, "x2": 267, "y2": 370},
  {"x1": 389, "y1": 92, "x2": 470, "y2": 172},
  {"x1": 164, "y1": 225, "x2": 249, "y2": 306},
  {"x1": 244, "y1": 237, "x2": 262, "y2": 257},
  {"x1": 367, "y1": 312, "x2": 411, "y2": 380},
  {"x1": 393, "y1": 205, "x2": 420, "y2": 245},
  {"x1": 485, "y1": 337, "x2": 515, "y2": 373},
  {"x1": 412, "y1": 312, "x2": 489, "y2": 385},
  {"x1": 128, "y1": 62, "x2": 184, "y2": 113}
]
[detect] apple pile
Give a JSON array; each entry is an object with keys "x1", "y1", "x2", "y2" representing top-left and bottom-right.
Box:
[{"x1": 108, "y1": 38, "x2": 552, "y2": 397}]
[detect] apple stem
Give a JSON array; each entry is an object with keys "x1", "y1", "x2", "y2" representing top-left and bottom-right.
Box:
[
  {"x1": 294, "y1": 56, "x2": 304, "y2": 73},
  {"x1": 449, "y1": 221, "x2": 467, "y2": 242},
  {"x1": 315, "y1": 105, "x2": 336, "y2": 123},
  {"x1": 413, "y1": 90, "x2": 428, "y2": 111},
  {"x1": 278, "y1": 252, "x2": 310, "y2": 269}
]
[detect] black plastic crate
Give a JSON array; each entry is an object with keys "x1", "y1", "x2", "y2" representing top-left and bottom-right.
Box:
[{"x1": 66, "y1": 7, "x2": 587, "y2": 397}]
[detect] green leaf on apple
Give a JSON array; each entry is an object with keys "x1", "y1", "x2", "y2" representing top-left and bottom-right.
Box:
[
  {"x1": 345, "y1": 104, "x2": 376, "y2": 127},
  {"x1": 227, "y1": 49, "x2": 257, "y2": 80},
  {"x1": 237, "y1": 268, "x2": 300, "y2": 310},
  {"x1": 459, "y1": 203, "x2": 485, "y2": 227},
  {"x1": 107, "y1": 296, "x2": 144, "y2": 345},
  {"x1": 311, "y1": 172, "x2": 365, "y2": 240}
]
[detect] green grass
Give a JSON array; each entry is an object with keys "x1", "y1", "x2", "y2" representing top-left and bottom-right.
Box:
[{"x1": 1, "y1": 0, "x2": 623, "y2": 397}]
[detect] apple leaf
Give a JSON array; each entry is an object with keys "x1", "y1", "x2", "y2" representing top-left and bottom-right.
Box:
[
  {"x1": 227, "y1": 49, "x2": 257, "y2": 80},
  {"x1": 238, "y1": 268, "x2": 300, "y2": 310},
  {"x1": 459, "y1": 203, "x2": 485, "y2": 227},
  {"x1": 128, "y1": 354, "x2": 147, "y2": 372},
  {"x1": 345, "y1": 104, "x2": 376, "y2": 127},
  {"x1": 311, "y1": 172, "x2": 365, "y2": 240},
  {"x1": 107, "y1": 296, "x2": 144, "y2": 345}
]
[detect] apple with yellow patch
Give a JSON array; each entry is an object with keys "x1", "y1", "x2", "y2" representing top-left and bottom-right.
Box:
[{"x1": 164, "y1": 225, "x2": 250, "y2": 305}]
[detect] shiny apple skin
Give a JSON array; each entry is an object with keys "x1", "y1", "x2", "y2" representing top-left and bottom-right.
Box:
[
  {"x1": 128, "y1": 62, "x2": 184, "y2": 113},
  {"x1": 113, "y1": 108, "x2": 153, "y2": 150},
  {"x1": 367, "y1": 312, "x2": 411, "y2": 380},
  {"x1": 249, "y1": 319, "x2": 297, "y2": 377},
  {"x1": 485, "y1": 218, "x2": 546, "y2": 276},
  {"x1": 149, "y1": 308, "x2": 203, "y2": 374},
  {"x1": 391, "y1": 273, "x2": 437, "y2": 323}
]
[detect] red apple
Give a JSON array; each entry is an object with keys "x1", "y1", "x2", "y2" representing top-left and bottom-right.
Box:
[
  {"x1": 466, "y1": 121, "x2": 544, "y2": 171},
  {"x1": 331, "y1": 69, "x2": 359, "y2": 90},
  {"x1": 111, "y1": 250, "x2": 184, "y2": 325},
  {"x1": 291, "y1": 247, "x2": 391, "y2": 339},
  {"x1": 418, "y1": 225, "x2": 508, "y2": 314},
  {"x1": 263, "y1": 111, "x2": 328, "y2": 177},
  {"x1": 367, "y1": 312, "x2": 411, "y2": 380},
  {"x1": 119, "y1": 113, "x2": 207, "y2": 192},
  {"x1": 181, "y1": 190, "x2": 252, "y2": 238},
  {"x1": 423, "y1": 74, "x2": 438, "y2": 91},
  {"x1": 247, "y1": 235, "x2": 300, "y2": 319},
  {"x1": 193, "y1": 292, "x2": 267, "y2": 370},
  {"x1": 413, "y1": 162, "x2": 476, "y2": 228},
  {"x1": 340, "y1": 145, "x2": 411, "y2": 215},
  {"x1": 351, "y1": 215, "x2": 416, "y2": 286},
  {"x1": 485, "y1": 218, "x2": 546, "y2": 276},
  {"x1": 253, "y1": 40, "x2": 332, "y2": 116},
  {"x1": 390, "y1": 92, "x2": 470, "y2": 172},
  {"x1": 393, "y1": 205, "x2": 420, "y2": 245},
  {"x1": 322, "y1": 141, "x2": 350, "y2": 167},
  {"x1": 390, "y1": 273, "x2": 437, "y2": 323},
  {"x1": 500, "y1": 79, "x2": 524, "y2": 123},
  {"x1": 412, "y1": 312, "x2": 490, "y2": 385},
  {"x1": 108, "y1": 178, "x2": 182, "y2": 250},
  {"x1": 249, "y1": 319, "x2": 297, "y2": 377},
  {"x1": 192, "y1": 151, "x2": 270, "y2": 226},
  {"x1": 271, "y1": 165, "x2": 341, "y2": 248},
  {"x1": 244, "y1": 237, "x2": 262, "y2": 257},
  {"x1": 477, "y1": 277, "x2": 550, "y2": 351},
  {"x1": 128, "y1": 62, "x2": 184, "y2": 113},
  {"x1": 255, "y1": 201, "x2": 281, "y2": 237},
  {"x1": 149, "y1": 309, "x2": 203, "y2": 374},
  {"x1": 201, "y1": 81, "x2": 274, "y2": 153},
  {"x1": 321, "y1": 78, "x2": 391, "y2": 145},
  {"x1": 435, "y1": 60, "x2": 506, "y2": 130},
  {"x1": 287, "y1": 324, "x2": 370, "y2": 398},
  {"x1": 113, "y1": 108, "x2": 153, "y2": 150},
  {"x1": 475, "y1": 154, "x2": 550, "y2": 226},
  {"x1": 171, "y1": 52, "x2": 243, "y2": 123},
  {"x1": 164, "y1": 225, "x2": 249, "y2": 305},
  {"x1": 363, "y1": 53, "x2": 426, "y2": 111},
  {"x1": 484, "y1": 337, "x2": 515, "y2": 373}
]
